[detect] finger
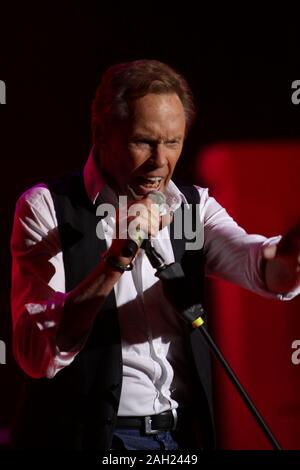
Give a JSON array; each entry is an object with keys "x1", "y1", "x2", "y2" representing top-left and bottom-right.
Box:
[
  {"x1": 160, "y1": 211, "x2": 173, "y2": 230},
  {"x1": 262, "y1": 244, "x2": 278, "y2": 260},
  {"x1": 145, "y1": 213, "x2": 160, "y2": 237},
  {"x1": 127, "y1": 212, "x2": 160, "y2": 239}
]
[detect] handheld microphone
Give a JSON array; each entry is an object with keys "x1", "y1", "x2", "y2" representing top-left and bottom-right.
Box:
[{"x1": 121, "y1": 190, "x2": 166, "y2": 258}]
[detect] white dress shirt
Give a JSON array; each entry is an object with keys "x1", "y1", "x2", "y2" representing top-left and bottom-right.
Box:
[{"x1": 10, "y1": 150, "x2": 300, "y2": 417}]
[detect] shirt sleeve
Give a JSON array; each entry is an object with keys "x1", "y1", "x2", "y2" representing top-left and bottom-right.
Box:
[
  {"x1": 11, "y1": 184, "x2": 80, "y2": 379},
  {"x1": 198, "y1": 187, "x2": 300, "y2": 300}
]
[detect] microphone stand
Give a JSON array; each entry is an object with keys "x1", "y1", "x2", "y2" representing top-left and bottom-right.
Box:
[{"x1": 142, "y1": 240, "x2": 282, "y2": 450}]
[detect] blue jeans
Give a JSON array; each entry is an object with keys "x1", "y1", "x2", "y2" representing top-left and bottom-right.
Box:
[{"x1": 112, "y1": 427, "x2": 179, "y2": 450}]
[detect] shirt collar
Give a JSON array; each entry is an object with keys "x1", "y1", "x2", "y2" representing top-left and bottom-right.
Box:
[{"x1": 83, "y1": 146, "x2": 188, "y2": 211}]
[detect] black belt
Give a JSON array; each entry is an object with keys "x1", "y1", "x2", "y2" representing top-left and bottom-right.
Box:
[{"x1": 116, "y1": 409, "x2": 180, "y2": 435}]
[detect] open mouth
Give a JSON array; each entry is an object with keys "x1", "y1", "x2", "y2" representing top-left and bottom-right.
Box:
[{"x1": 127, "y1": 176, "x2": 164, "y2": 199}]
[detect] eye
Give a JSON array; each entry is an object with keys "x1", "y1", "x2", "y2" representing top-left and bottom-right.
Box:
[
  {"x1": 130, "y1": 139, "x2": 153, "y2": 149},
  {"x1": 166, "y1": 140, "x2": 180, "y2": 148}
]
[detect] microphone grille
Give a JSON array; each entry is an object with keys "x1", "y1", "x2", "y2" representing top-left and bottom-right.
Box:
[{"x1": 147, "y1": 190, "x2": 166, "y2": 207}]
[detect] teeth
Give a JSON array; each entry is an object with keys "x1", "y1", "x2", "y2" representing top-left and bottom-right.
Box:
[
  {"x1": 143, "y1": 178, "x2": 161, "y2": 188},
  {"x1": 144, "y1": 183, "x2": 159, "y2": 188},
  {"x1": 143, "y1": 177, "x2": 162, "y2": 183},
  {"x1": 127, "y1": 177, "x2": 163, "y2": 200}
]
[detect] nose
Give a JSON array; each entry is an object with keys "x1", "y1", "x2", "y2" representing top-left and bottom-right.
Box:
[{"x1": 149, "y1": 143, "x2": 168, "y2": 168}]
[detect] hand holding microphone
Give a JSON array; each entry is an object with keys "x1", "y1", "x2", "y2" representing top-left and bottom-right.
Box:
[
  {"x1": 105, "y1": 191, "x2": 170, "y2": 271},
  {"x1": 121, "y1": 190, "x2": 167, "y2": 257}
]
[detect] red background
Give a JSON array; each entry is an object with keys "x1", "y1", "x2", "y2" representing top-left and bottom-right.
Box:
[
  {"x1": 0, "y1": 7, "x2": 299, "y2": 450},
  {"x1": 198, "y1": 142, "x2": 300, "y2": 449}
]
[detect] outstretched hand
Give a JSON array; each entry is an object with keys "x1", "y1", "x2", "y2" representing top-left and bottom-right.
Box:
[{"x1": 263, "y1": 220, "x2": 300, "y2": 294}]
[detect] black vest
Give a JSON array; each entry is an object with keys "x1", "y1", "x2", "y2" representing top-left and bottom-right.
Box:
[{"x1": 11, "y1": 172, "x2": 215, "y2": 450}]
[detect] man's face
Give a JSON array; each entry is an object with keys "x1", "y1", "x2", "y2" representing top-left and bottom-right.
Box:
[{"x1": 98, "y1": 93, "x2": 186, "y2": 199}]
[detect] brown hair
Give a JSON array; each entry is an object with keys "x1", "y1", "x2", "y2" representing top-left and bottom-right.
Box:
[{"x1": 91, "y1": 59, "x2": 196, "y2": 142}]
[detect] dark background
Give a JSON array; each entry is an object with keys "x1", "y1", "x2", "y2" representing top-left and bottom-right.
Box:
[{"x1": 0, "y1": 4, "x2": 299, "y2": 437}]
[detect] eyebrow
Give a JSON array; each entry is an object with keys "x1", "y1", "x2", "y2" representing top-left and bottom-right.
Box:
[{"x1": 131, "y1": 134, "x2": 182, "y2": 141}]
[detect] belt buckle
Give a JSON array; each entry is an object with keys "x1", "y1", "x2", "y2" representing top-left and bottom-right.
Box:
[
  {"x1": 144, "y1": 416, "x2": 159, "y2": 435},
  {"x1": 144, "y1": 409, "x2": 178, "y2": 435},
  {"x1": 171, "y1": 408, "x2": 178, "y2": 431}
]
